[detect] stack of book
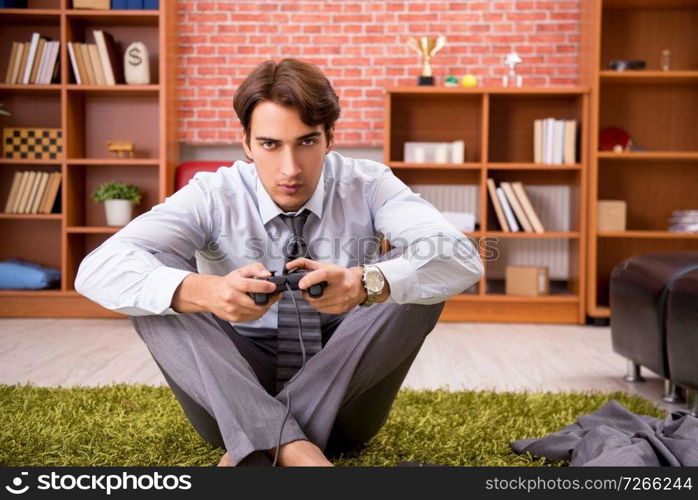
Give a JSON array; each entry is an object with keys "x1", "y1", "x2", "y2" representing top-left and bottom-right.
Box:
[
  {"x1": 3, "y1": 171, "x2": 62, "y2": 214},
  {"x1": 0, "y1": 1, "x2": 29, "y2": 8},
  {"x1": 487, "y1": 178, "x2": 546, "y2": 233},
  {"x1": 67, "y1": 30, "x2": 123, "y2": 85},
  {"x1": 71, "y1": 0, "x2": 159, "y2": 8},
  {"x1": 112, "y1": 0, "x2": 159, "y2": 9},
  {"x1": 4, "y1": 33, "x2": 60, "y2": 85},
  {"x1": 533, "y1": 118, "x2": 578, "y2": 165},
  {"x1": 668, "y1": 210, "x2": 698, "y2": 233}
]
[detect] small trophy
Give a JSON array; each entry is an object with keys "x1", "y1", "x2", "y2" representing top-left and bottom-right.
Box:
[
  {"x1": 407, "y1": 36, "x2": 446, "y2": 86},
  {"x1": 502, "y1": 51, "x2": 522, "y2": 88}
]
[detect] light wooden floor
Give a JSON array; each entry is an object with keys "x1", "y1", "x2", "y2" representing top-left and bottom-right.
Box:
[{"x1": 0, "y1": 318, "x2": 683, "y2": 413}]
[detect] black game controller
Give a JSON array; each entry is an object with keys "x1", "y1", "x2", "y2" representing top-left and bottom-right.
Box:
[{"x1": 249, "y1": 269, "x2": 328, "y2": 306}]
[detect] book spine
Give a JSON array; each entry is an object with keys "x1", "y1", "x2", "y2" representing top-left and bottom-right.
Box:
[
  {"x1": 4, "y1": 171, "x2": 22, "y2": 213},
  {"x1": 126, "y1": 0, "x2": 143, "y2": 8},
  {"x1": 496, "y1": 187, "x2": 520, "y2": 232},
  {"x1": 67, "y1": 42, "x2": 81, "y2": 85},
  {"x1": 143, "y1": 0, "x2": 158, "y2": 8}
]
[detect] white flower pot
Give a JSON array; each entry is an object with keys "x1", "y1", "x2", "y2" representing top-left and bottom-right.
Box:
[{"x1": 104, "y1": 199, "x2": 133, "y2": 226}]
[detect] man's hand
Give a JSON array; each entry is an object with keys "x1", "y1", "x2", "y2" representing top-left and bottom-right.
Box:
[
  {"x1": 284, "y1": 258, "x2": 368, "y2": 314},
  {"x1": 172, "y1": 262, "x2": 281, "y2": 322}
]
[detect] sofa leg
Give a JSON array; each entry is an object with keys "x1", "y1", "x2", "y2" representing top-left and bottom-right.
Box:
[
  {"x1": 687, "y1": 390, "x2": 698, "y2": 417},
  {"x1": 662, "y1": 380, "x2": 685, "y2": 404},
  {"x1": 624, "y1": 360, "x2": 645, "y2": 383}
]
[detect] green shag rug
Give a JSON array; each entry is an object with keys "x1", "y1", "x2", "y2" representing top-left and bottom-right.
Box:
[{"x1": 0, "y1": 384, "x2": 665, "y2": 467}]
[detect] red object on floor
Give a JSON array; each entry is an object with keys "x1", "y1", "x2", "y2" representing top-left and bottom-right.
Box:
[{"x1": 175, "y1": 161, "x2": 230, "y2": 191}]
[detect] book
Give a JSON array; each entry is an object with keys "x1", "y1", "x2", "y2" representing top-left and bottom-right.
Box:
[
  {"x1": 23, "y1": 170, "x2": 43, "y2": 214},
  {"x1": 93, "y1": 31, "x2": 123, "y2": 85},
  {"x1": 144, "y1": 0, "x2": 158, "y2": 8},
  {"x1": 0, "y1": 0, "x2": 29, "y2": 7},
  {"x1": 3, "y1": 171, "x2": 22, "y2": 213},
  {"x1": 34, "y1": 39, "x2": 50, "y2": 84},
  {"x1": 501, "y1": 181, "x2": 533, "y2": 232},
  {"x1": 41, "y1": 172, "x2": 62, "y2": 214},
  {"x1": 551, "y1": 119, "x2": 564, "y2": 165},
  {"x1": 496, "y1": 186, "x2": 519, "y2": 232},
  {"x1": 533, "y1": 119, "x2": 542, "y2": 165},
  {"x1": 29, "y1": 171, "x2": 49, "y2": 214},
  {"x1": 82, "y1": 43, "x2": 97, "y2": 85},
  {"x1": 29, "y1": 37, "x2": 47, "y2": 84},
  {"x1": 563, "y1": 119, "x2": 577, "y2": 165},
  {"x1": 9, "y1": 170, "x2": 26, "y2": 213},
  {"x1": 486, "y1": 178, "x2": 509, "y2": 232},
  {"x1": 38, "y1": 172, "x2": 58, "y2": 213},
  {"x1": 15, "y1": 170, "x2": 36, "y2": 213},
  {"x1": 73, "y1": 42, "x2": 92, "y2": 85},
  {"x1": 7, "y1": 171, "x2": 27, "y2": 212},
  {"x1": 543, "y1": 118, "x2": 553, "y2": 164},
  {"x1": 112, "y1": 0, "x2": 128, "y2": 8},
  {"x1": 7, "y1": 42, "x2": 20, "y2": 84},
  {"x1": 88, "y1": 43, "x2": 106, "y2": 85},
  {"x1": 16, "y1": 42, "x2": 30, "y2": 85},
  {"x1": 22, "y1": 32, "x2": 41, "y2": 84},
  {"x1": 4, "y1": 41, "x2": 19, "y2": 84},
  {"x1": 127, "y1": 0, "x2": 144, "y2": 8},
  {"x1": 67, "y1": 42, "x2": 82, "y2": 84},
  {"x1": 42, "y1": 41, "x2": 61, "y2": 84},
  {"x1": 511, "y1": 182, "x2": 545, "y2": 234}
]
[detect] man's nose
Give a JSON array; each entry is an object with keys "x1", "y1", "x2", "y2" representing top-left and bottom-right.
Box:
[{"x1": 279, "y1": 147, "x2": 302, "y2": 178}]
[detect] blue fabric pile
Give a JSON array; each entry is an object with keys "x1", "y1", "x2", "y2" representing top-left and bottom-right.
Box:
[{"x1": 0, "y1": 258, "x2": 60, "y2": 290}]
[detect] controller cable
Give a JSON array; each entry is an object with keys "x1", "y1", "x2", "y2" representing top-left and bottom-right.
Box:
[{"x1": 271, "y1": 280, "x2": 306, "y2": 467}]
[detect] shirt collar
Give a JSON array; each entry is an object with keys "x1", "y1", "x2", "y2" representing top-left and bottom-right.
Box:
[{"x1": 256, "y1": 167, "x2": 325, "y2": 225}]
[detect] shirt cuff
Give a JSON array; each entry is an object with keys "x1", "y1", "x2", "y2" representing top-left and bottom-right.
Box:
[
  {"x1": 374, "y1": 257, "x2": 417, "y2": 305},
  {"x1": 137, "y1": 265, "x2": 193, "y2": 315}
]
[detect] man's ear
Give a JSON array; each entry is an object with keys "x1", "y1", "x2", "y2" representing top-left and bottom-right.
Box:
[
  {"x1": 326, "y1": 127, "x2": 335, "y2": 153},
  {"x1": 242, "y1": 134, "x2": 253, "y2": 161}
]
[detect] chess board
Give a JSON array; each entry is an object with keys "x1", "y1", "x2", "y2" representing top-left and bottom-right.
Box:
[{"x1": 3, "y1": 128, "x2": 63, "y2": 160}]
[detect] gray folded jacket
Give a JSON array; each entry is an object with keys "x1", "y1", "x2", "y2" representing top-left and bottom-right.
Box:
[{"x1": 510, "y1": 399, "x2": 698, "y2": 466}]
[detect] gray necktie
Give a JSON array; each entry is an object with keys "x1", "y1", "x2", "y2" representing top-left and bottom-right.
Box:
[{"x1": 276, "y1": 209, "x2": 322, "y2": 392}]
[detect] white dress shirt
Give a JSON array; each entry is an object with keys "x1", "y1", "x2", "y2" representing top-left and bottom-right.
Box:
[{"x1": 75, "y1": 151, "x2": 483, "y2": 334}]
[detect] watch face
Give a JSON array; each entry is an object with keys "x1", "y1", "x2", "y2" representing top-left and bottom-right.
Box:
[{"x1": 365, "y1": 268, "x2": 384, "y2": 293}]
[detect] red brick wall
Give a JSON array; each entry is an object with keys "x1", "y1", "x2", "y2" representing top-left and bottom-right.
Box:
[{"x1": 179, "y1": 0, "x2": 580, "y2": 146}]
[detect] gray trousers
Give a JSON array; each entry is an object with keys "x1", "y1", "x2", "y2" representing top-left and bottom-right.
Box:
[{"x1": 129, "y1": 251, "x2": 444, "y2": 465}]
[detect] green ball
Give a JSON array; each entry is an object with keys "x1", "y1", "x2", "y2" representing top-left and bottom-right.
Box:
[{"x1": 461, "y1": 74, "x2": 478, "y2": 87}]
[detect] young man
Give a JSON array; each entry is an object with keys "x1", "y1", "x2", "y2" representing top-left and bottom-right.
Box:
[{"x1": 75, "y1": 58, "x2": 483, "y2": 466}]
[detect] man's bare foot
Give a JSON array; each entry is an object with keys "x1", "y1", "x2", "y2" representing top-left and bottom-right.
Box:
[
  {"x1": 217, "y1": 452, "x2": 234, "y2": 467},
  {"x1": 268, "y1": 439, "x2": 333, "y2": 466}
]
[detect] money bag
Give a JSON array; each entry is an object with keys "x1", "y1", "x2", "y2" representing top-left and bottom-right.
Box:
[{"x1": 124, "y1": 42, "x2": 150, "y2": 85}]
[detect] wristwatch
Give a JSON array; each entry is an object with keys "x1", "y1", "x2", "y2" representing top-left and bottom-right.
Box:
[{"x1": 360, "y1": 264, "x2": 386, "y2": 307}]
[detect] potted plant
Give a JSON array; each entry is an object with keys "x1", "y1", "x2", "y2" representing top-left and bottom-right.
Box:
[{"x1": 92, "y1": 181, "x2": 142, "y2": 226}]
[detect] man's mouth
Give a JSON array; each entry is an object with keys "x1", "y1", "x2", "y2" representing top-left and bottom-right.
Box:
[{"x1": 279, "y1": 184, "x2": 301, "y2": 194}]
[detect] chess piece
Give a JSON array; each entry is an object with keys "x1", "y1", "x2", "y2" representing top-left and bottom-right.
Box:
[
  {"x1": 124, "y1": 42, "x2": 150, "y2": 85},
  {"x1": 407, "y1": 36, "x2": 446, "y2": 86},
  {"x1": 502, "y1": 51, "x2": 522, "y2": 88}
]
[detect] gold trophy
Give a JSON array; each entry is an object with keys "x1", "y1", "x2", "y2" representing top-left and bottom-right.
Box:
[{"x1": 407, "y1": 36, "x2": 446, "y2": 86}]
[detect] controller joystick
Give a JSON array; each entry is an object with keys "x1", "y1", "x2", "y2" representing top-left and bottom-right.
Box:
[{"x1": 248, "y1": 269, "x2": 328, "y2": 306}]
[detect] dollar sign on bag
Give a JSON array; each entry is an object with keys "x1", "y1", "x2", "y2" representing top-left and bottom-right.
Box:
[{"x1": 128, "y1": 47, "x2": 143, "y2": 67}]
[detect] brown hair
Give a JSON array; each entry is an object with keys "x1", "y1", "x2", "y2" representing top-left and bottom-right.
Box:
[{"x1": 233, "y1": 58, "x2": 341, "y2": 146}]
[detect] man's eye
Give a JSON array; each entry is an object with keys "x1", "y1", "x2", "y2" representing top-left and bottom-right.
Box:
[
  {"x1": 301, "y1": 138, "x2": 318, "y2": 146},
  {"x1": 260, "y1": 141, "x2": 276, "y2": 149}
]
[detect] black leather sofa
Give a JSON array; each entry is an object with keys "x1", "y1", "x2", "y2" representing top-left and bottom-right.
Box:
[{"x1": 610, "y1": 252, "x2": 698, "y2": 416}]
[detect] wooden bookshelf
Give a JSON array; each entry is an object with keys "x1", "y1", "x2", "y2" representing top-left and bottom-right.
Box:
[
  {"x1": 580, "y1": 0, "x2": 698, "y2": 319},
  {"x1": 385, "y1": 87, "x2": 590, "y2": 323},
  {"x1": 0, "y1": 0, "x2": 178, "y2": 317}
]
